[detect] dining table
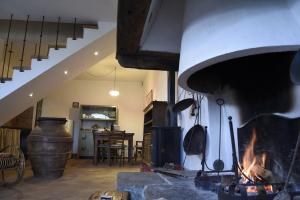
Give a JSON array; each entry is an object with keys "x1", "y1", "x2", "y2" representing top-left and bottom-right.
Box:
[{"x1": 92, "y1": 130, "x2": 134, "y2": 165}]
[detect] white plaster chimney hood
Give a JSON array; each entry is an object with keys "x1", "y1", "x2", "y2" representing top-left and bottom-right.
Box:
[{"x1": 178, "y1": 0, "x2": 300, "y2": 93}]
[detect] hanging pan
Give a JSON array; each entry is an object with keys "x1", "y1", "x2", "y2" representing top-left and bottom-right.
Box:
[
  {"x1": 183, "y1": 94, "x2": 205, "y2": 155},
  {"x1": 172, "y1": 98, "x2": 195, "y2": 113},
  {"x1": 183, "y1": 124, "x2": 206, "y2": 155}
]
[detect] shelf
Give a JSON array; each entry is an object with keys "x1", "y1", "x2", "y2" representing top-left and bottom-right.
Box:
[
  {"x1": 80, "y1": 129, "x2": 93, "y2": 133},
  {"x1": 80, "y1": 105, "x2": 117, "y2": 121},
  {"x1": 80, "y1": 118, "x2": 116, "y2": 121},
  {"x1": 143, "y1": 101, "x2": 168, "y2": 167},
  {"x1": 144, "y1": 120, "x2": 153, "y2": 126},
  {"x1": 78, "y1": 104, "x2": 118, "y2": 158}
]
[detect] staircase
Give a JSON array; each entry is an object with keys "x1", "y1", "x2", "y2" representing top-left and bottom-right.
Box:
[
  {"x1": 0, "y1": 19, "x2": 94, "y2": 82},
  {"x1": 0, "y1": 20, "x2": 116, "y2": 126}
]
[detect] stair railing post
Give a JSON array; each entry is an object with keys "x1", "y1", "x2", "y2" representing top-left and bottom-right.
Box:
[
  {"x1": 33, "y1": 43, "x2": 37, "y2": 57},
  {"x1": 6, "y1": 41, "x2": 13, "y2": 79},
  {"x1": 72, "y1": 18, "x2": 77, "y2": 40},
  {"x1": 20, "y1": 15, "x2": 30, "y2": 72},
  {"x1": 55, "y1": 17, "x2": 61, "y2": 50},
  {"x1": 1, "y1": 14, "x2": 13, "y2": 83},
  {"x1": 37, "y1": 16, "x2": 45, "y2": 61}
]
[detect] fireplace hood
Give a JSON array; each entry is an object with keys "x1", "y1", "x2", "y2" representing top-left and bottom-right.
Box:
[{"x1": 178, "y1": 0, "x2": 300, "y2": 93}]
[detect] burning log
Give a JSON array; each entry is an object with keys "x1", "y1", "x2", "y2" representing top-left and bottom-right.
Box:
[{"x1": 253, "y1": 165, "x2": 275, "y2": 183}]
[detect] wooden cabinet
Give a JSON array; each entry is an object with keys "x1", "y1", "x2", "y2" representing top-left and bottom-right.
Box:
[
  {"x1": 78, "y1": 105, "x2": 118, "y2": 158},
  {"x1": 143, "y1": 101, "x2": 168, "y2": 165},
  {"x1": 78, "y1": 130, "x2": 94, "y2": 157}
]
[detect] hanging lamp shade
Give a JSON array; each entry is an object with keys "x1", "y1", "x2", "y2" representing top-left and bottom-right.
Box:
[
  {"x1": 109, "y1": 90, "x2": 119, "y2": 96},
  {"x1": 109, "y1": 67, "x2": 119, "y2": 96}
]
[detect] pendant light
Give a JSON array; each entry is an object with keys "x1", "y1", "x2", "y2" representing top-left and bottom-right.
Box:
[{"x1": 109, "y1": 67, "x2": 120, "y2": 97}]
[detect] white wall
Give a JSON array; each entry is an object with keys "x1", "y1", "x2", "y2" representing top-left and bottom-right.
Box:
[
  {"x1": 143, "y1": 70, "x2": 168, "y2": 103},
  {"x1": 41, "y1": 79, "x2": 145, "y2": 152}
]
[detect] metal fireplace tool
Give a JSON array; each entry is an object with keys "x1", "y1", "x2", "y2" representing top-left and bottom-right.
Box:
[{"x1": 194, "y1": 98, "x2": 239, "y2": 189}]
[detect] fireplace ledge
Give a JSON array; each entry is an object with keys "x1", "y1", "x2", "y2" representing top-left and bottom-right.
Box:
[{"x1": 117, "y1": 171, "x2": 218, "y2": 200}]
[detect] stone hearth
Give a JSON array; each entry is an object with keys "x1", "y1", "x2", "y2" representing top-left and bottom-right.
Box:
[{"x1": 117, "y1": 171, "x2": 218, "y2": 200}]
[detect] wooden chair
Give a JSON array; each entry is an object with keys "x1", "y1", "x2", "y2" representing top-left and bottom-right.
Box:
[
  {"x1": 0, "y1": 145, "x2": 25, "y2": 186},
  {"x1": 94, "y1": 131, "x2": 109, "y2": 164},
  {"x1": 107, "y1": 131, "x2": 126, "y2": 166},
  {"x1": 134, "y1": 141, "x2": 143, "y2": 162},
  {"x1": 95, "y1": 131, "x2": 126, "y2": 166}
]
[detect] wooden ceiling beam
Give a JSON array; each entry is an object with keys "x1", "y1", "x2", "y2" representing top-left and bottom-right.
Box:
[
  {"x1": 117, "y1": 0, "x2": 151, "y2": 54},
  {"x1": 117, "y1": 51, "x2": 179, "y2": 71},
  {"x1": 116, "y1": 0, "x2": 179, "y2": 71}
]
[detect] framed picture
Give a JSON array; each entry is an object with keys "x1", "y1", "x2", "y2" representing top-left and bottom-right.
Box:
[{"x1": 72, "y1": 102, "x2": 79, "y2": 108}]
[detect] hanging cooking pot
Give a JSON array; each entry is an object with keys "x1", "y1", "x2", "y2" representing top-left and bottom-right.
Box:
[
  {"x1": 183, "y1": 124, "x2": 206, "y2": 155},
  {"x1": 172, "y1": 98, "x2": 195, "y2": 113},
  {"x1": 290, "y1": 49, "x2": 300, "y2": 85}
]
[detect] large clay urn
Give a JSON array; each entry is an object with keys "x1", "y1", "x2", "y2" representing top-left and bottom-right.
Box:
[{"x1": 27, "y1": 117, "x2": 72, "y2": 179}]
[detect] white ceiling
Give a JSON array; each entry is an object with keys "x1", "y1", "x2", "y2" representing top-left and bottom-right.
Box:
[
  {"x1": 0, "y1": 0, "x2": 118, "y2": 23},
  {"x1": 76, "y1": 53, "x2": 148, "y2": 82}
]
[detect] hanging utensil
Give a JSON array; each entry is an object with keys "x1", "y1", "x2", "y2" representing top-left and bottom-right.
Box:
[
  {"x1": 213, "y1": 98, "x2": 225, "y2": 172},
  {"x1": 183, "y1": 124, "x2": 206, "y2": 155},
  {"x1": 183, "y1": 94, "x2": 205, "y2": 155},
  {"x1": 190, "y1": 94, "x2": 197, "y2": 116},
  {"x1": 172, "y1": 98, "x2": 195, "y2": 113}
]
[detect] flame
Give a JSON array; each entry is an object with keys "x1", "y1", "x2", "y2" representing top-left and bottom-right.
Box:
[
  {"x1": 239, "y1": 128, "x2": 273, "y2": 194},
  {"x1": 240, "y1": 129, "x2": 266, "y2": 182}
]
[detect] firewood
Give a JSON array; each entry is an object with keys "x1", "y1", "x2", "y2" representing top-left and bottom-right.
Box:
[{"x1": 253, "y1": 165, "x2": 275, "y2": 183}]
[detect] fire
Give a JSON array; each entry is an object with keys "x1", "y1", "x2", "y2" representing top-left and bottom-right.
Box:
[
  {"x1": 240, "y1": 129, "x2": 267, "y2": 182},
  {"x1": 239, "y1": 129, "x2": 273, "y2": 194}
]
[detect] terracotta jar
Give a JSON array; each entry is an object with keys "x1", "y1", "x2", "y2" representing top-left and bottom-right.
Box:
[{"x1": 27, "y1": 117, "x2": 72, "y2": 179}]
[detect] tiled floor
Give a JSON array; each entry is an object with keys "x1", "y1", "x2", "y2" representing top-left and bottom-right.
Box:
[{"x1": 0, "y1": 159, "x2": 139, "y2": 200}]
